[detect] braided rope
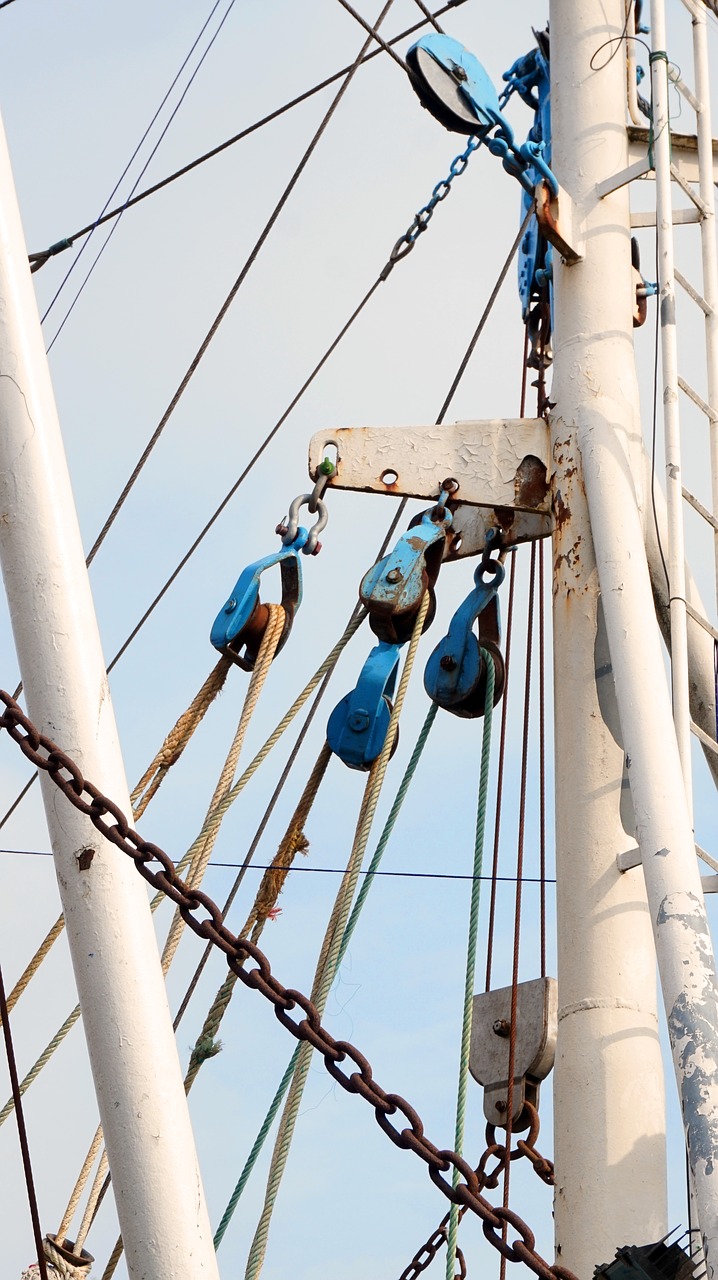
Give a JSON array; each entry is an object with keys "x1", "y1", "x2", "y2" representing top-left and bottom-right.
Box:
[
  {"x1": 160, "y1": 605, "x2": 286, "y2": 971},
  {"x1": 445, "y1": 652, "x2": 496, "y2": 1279},
  {"x1": 131, "y1": 654, "x2": 232, "y2": 819},
  {"x1": 54, "y1": 1125, "x2": 103, "y2": 1249},
  {"x1": 213, "y1": 700, "x2": 438, "y2": 1249},
  {"x1": 244, "y1": 593, "x2": 430, "y2": 1280}
]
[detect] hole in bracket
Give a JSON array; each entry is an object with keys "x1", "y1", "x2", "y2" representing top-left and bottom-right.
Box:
[{"x1": 381, "y1": 468, "x2": 398, "y2": 486}]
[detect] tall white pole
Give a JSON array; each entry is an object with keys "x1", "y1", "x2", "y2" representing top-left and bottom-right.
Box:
[
  {"x1": 0, "y1": 116, "x2": 221, "y2": 1279},
  {"x1": 549, "y1": 2, "x2": 667, "y2": 1275},
  {"x1": 649, "y1": 0, "x2": 693, "y2": 805},
  {"x1": 552, "y1": 3, "x2": 718, "y2": 1275}
]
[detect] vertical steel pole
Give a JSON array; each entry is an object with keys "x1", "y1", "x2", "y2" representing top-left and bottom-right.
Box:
[
  {"x1": 549, "y1": 2, "x2": 667, "y2": 1274},
  {"x1": 687, "y1": 0, "x2": 718, "y2": 612},
  {"x1": 0, "y1": 116, "x2": 221, "y2": 1279}
]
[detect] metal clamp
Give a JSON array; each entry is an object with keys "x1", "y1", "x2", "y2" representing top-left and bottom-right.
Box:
[{"x1": 281, "y1": 494, "x2": 328, "y2": 555}]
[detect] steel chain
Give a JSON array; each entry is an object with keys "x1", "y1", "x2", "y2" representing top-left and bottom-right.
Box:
[
  {"x1": 0, "y1": 692, "x2": 575, "y2": 1280},
  {"x1": 398, "y1": 1103, "x2": 556, "y2": 1280},
  {"x1": 383, "y1": 135, "x2": 482, "y2": 276}
]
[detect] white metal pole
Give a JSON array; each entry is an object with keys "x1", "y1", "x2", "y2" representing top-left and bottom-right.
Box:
[
  {"x1": 0, "y1": 115, "x2": 221, "y2": 1279},
  {"x1": 687, "y1": 0, "x2": 718, "y2": 613},
  {"x1": 649, "y1": 0, "x2": 694, "y2": 807},
  {"x1": 549, "y1": 3, "x2": 667, "y2": 1275}
]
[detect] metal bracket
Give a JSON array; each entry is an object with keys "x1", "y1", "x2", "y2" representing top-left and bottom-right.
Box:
[
  {"x1": 534, "y1": 179, "x2": 584, "y2": 264},
  {"x1": 469, "y1": 977, "x2": 557, "y2": 1129},
  {"x1": 309, "y1": 419, "x2": 550, "y2": 506}
]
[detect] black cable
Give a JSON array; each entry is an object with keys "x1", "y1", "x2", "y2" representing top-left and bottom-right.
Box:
[
  {"x1": 45, "y1": 1, "x2": 239, "y2": 352},
  {"x1": 335, "y1": 0, "x2": 408, "y2": 69},
  {"x1": 82, "y1": 2, "x2": 396, "y2": 574},
  {"x1": 0, "y1": 848, "x2": 555, "y2": 882},
  {"x1": 0, "y1": 0, "x2": 19, "y2": 9},
  {"x1": 28, "y1": 4, "x2": 457, "y2": 276},
  {"x1": 41, "y1": 0, "x2": 233, "y2": 320}
]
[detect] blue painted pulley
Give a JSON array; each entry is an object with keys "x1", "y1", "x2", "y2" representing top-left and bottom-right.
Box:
[
  {"x1": 424, "y1": 555, "x2": 506, "y2": 719},
  {"x1": 210, "y1": 533, "x2": 307, "y2": 670},
  {"x1": 327, "y1": 641, "x2": 401, "y2": 771},
  {"x1": 359, "y1": 504, "x2": 452, "y2": 644},
  {"x1": 406, "y1": 34, "x2": 501, "y2": 136}
]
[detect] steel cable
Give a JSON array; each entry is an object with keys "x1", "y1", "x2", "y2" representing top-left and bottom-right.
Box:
[{"x1": 28, "y1": 4, "x2": 459, "y2": 275}]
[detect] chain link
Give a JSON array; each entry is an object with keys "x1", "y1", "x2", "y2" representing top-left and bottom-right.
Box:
[
  {"x1": 381, "y1": 135, "x2": 482, "y2": 278},
  {"x1": 398, "y1": 1104, "x2": 557, "y2": 1280},
  {"x1": 0, "y1": 692, "x2": 573, "y2": 1280}
]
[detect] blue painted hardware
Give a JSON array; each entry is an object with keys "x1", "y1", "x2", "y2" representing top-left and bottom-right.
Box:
[
  {"x1": 329, "y1": 491, "x2": 453, "y2": 768},
  {"x1": 360, "y1": 499, "x2": 453, "y2": 644},
  {"x1": 327, "y1": 641, "x2": 401, "y2": 772},
  {"x1": 406, "y1": 33, "x2": 559, "y2": 199},
  {"x1": 424, "y1": 539, "x2": 506, "y2": 719},
  {"x1": 210, "y1": 491, "x2": 329, "y2": 670}
]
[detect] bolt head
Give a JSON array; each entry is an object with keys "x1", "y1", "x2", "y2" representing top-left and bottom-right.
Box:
[
  {"x1": 347, "y1": 709, "x2": 370, "y2": 733},
  {"x1": 440, "y1": 654, "x2": 457, "y2": 672},
  {"x1": 495, "y1": 1100, "x2": 507, "y2": 1114},
  {"x1": 492, "y1": 1018, "x2": 510, "y2": 1037},
  {"x1": 225, "y1": 598, "x2": 237, "y2": 614},
  {"x1": 386, "y1": 568, "x2": 402, "y2": 584}
]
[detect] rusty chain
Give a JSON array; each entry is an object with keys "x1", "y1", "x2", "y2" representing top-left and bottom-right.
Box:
[
  {"x1": 0, "y1": 691, "x2": 576, "y2": 1280},
  {"x1": 399, "y1": 1103, "x2": 556, "y2": 1280}
]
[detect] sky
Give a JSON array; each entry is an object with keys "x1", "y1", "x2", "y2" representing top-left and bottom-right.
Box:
[{"x1": 0, "y1": 2, "x2": 716, "y2": 1279}]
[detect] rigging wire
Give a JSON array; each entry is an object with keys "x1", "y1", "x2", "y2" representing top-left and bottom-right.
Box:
[
  {"x1": 28, "y1": 4, "x2": 457, "y2": 274},
  {"x1": 0, "y1": 960, "x2": 50, "y2": 1280},
  {"x1": 335, "y1": 0, "x2": 409, "y2": 69},
  {"x1": 41, "y1": 0, "x2": 235, "y2": 323},
  {"x1": 45, "y1": 0, "x2": 239, "y2": 353},
  {"x1": 0, "y1": 849, "x2": 555, "y2": 882}
]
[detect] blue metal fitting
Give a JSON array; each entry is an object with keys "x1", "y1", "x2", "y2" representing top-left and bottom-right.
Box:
[
  {"x1": 424, "y1": 550, "x2": 506, "y2": 718},
  {"x1": 359, "y1": 502, "x2": 452, "y2": 644},
  {"x1": 327, "y1": 641, "x2": 401, "y2": 771},
  {"x1": 210, "y1": 533, "x2": 306, "y2": 670}
]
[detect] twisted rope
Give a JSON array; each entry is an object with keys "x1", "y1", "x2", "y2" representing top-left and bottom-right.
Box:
[
  {"x1": 243, "y1": 592, "x2": 430, "y2": 1280},
  {"x1": 445, "y1": 652, "x2": 496, "y2": 1279},
  {"x1": 212, "y1": 700, "x2": 438, "y2": 1248}
]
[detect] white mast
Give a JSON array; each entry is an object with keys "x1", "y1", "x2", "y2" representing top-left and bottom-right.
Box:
[
  {"x1": 0, "y1": 113, "x2": 221, "y2": 1280},
  {"x1": 552, "y1": 0, "x2": 718, "y2": 1274},
  {"x1": 549, "y1": 2, "x2": 668, "y2": 1273}
]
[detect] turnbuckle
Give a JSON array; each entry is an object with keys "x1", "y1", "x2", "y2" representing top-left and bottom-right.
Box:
[
  {"x1": 424, "y1": 530, "x2": 506, "y2": 718},
  {"x1": 327, "y1": 641, "x2": 401, "y2": 771},
  {"x1": 359, "y1": 487, "x2": 454, "y2": 644}
]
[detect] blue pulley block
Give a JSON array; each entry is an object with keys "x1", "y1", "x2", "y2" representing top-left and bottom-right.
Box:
[
  {"x1": 327, "y1": 641, "x2": 401, "y2": 771},
  {"x1": 210, "y1": 531, "x2": 307, "y2": 670}
]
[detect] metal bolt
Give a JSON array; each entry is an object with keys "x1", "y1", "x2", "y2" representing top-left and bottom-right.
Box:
[
  {"x1": 347, "y1": 709, "x2": 370, "y2": 733},
  {"x1": 492, "y1": 1018, "x2": 510, "y2": 1037},
  {"x1": 440, "y1": 654, "x2": 457, "y2": 672},
  {"x1": 386, "y1": 568, "x2": 402, "y2": 584},
  {"x1": 495, "y1": 1100, "x2": 507, "y2": 1114},
  {"x1": 225, "y1": 598, "x2": 237, "y2": 614}
]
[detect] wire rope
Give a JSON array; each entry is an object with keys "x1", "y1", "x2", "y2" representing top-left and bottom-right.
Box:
[
  {"x1": 213, "y1": 699, "x2": 438, "y2": 1247},
  {"x1": 445, "y1": 655, "x2": 495, "y2": 1280},
  {"x1": 41, "y1": 0, "x2": 234, "y2": 323},
  {"x1": 28, "y1": 4, "x2": 457, "y2": 275},
  {"x1": 0, "y1": 960, "x2": 50, "y2": 1280},
  {"x1": 45, "y1": 1, "x2": 239, "y2": 352},
  {"x1": 242, "y1": 592, "x2": 430, "y2": 1280}
]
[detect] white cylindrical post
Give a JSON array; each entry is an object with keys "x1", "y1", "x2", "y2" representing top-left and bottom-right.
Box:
[
  {"x1": 549, "y1": 1, "x2": 668, "y2": 1275},
  {"x1": 0, "y1": 116, "x2": 221, "y2": 1279},
  {"x1": 649, "y1": 0, "x2": 693, "y2": 805}
]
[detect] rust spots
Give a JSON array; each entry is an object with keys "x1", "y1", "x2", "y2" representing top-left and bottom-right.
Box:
[
  {"x1": 514, "y1": 455, "x2": 548, "y2": 509},
  {"x1": 554, "y1": 489, "x2": 571, "y2": 532},
  {"x1": 77, "y1": 847, "x2": 94, "y2": 871}
]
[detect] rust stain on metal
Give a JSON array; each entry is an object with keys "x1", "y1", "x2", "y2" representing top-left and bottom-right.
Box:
[
  {"x1": 514, "y1": 455, "x2": 548, "y2": 509},
  {"x1": 77, "y1": 847, "x2": 94, "y2": 871},
  {"x1": 554, "y1": 489, "x2": 571, "y2": 532}
]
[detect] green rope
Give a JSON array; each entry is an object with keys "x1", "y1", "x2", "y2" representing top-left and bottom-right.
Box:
[
  {"x1": 445, "y1": 652, "x2": 495, "y2": 1280},
  {"x1": 0, "y1": 1005, "x2": 82, "y2": 1127},
  {"x1": 213, "y1": 699, "x2": 438, "y2": 1251}
]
